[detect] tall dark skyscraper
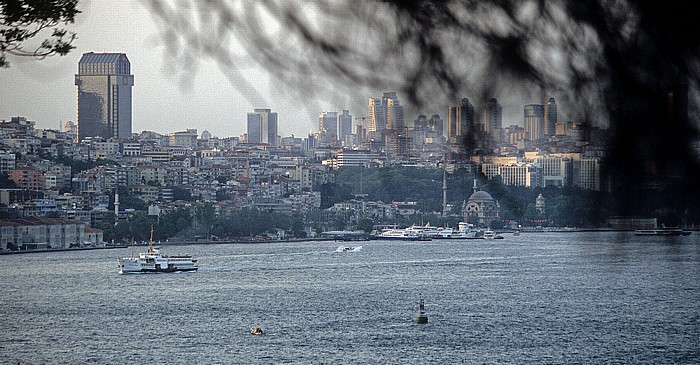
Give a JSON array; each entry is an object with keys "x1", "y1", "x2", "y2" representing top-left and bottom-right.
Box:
[
  {"x1": 483, "y1": 98, "x2": 502, "y2": 134},
  {"x1": 524, "y1": 104, "x2": 545, "y2": 141},
  {"x1": 247, "y1": 108, "x2": 278, "y2": 146},
  {"x1": 544, "y1": 97, "x2": 557, "y2": 136},
  {"x1": 448, "y1": 98, "x2": 475, "y2": 139},
  {"x1": 75, "y1": 52, "x2": 134, "y2": 141}
]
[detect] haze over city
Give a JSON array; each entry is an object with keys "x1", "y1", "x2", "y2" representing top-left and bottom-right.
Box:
[{"x1": 1, "y1": 0, "x2": 564, "y2": 138}]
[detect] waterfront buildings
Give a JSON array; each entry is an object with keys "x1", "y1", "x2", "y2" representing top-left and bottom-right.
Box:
[{"x1": 75, "y1": 52, "x2": 134, "y2": 141}]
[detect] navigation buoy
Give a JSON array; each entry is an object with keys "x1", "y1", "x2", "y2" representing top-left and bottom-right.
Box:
[
  {"x1": 416, "y1": 294, "x2": 428, "y2": 324},
  {"x1": 250, "y1": 326, "x2": 264, "y2": 335}
]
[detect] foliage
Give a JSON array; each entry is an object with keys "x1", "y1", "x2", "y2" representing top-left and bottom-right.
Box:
[
  {"x1": 0, "y1": 0, "x2": 80, "y2": 67},
  {"x1": 172, "y1": 187, "x2": 193, "y2": 201},
  {"x1": 0, "y1": 172, "x2": 17, "y2": 188},
  {"x1": 54, "y1": 156, "x2": 117, "y2": 178}
]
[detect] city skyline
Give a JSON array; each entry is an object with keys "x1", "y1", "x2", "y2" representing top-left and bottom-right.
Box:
[{"x1": 0, "y1": 1, "x2": 565, "y2": 140}]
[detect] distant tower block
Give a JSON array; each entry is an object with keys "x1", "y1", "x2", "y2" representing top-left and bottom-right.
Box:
[{"x1": 75, "y1": 52, "x2": 134, "y2": 141}]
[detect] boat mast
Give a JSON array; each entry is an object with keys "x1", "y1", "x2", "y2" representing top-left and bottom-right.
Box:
[{"x1": 149, "y1": 225, "x2": 154, "y2": 252}]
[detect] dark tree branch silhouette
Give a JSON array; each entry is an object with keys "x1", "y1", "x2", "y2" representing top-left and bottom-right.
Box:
[
  {"x1": 143, "y1": 0, "x2": 700, "y2": 216},
  {"x1": 0, "y1": 0, "x2": 79, "y2": 67}
]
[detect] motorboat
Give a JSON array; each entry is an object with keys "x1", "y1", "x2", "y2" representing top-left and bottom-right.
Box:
[
  {"x1": 336, "y1": 245, "x2": 362, "y2": 253},
  {"x1": 483, "y1": 229, "x2": 504, "y2": 240}
]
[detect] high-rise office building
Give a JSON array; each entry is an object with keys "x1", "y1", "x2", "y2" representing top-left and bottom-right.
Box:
[
  {"x1": 428, "y1": 114, "x2": 444, "y2": 137},
  {"x1": 368, "y1": 97, "x2": 384, "y2": 132},
  {"x1": 448, "y1": 98, "x2": 475, "y2": 138},
  {"x1": 544, "y1": 97, "x2": 557, "y2": 136},
  {"x1": 383, "y1": 92, "x2": 404, "y2": 130},
  {"x1": 318, "y1": 111, "x2": 339, "y2": 145},
  {"x1": 368, "y1": 92, "x2": 403, "y2": 132},
  {"x1": 247, "y1": 108, "x2": 278, "y2": 146},
  {"x1": 483, "y1": 98, "x2": 502, "y2": 134},
  {"x1": 339, "y1": 110, "x2": 353, "y2": 140},
  {"x1": 458, "y1": 98, "x2": 475, "y2": 135},
  {"x1": 75, "y1": 52, "x2": 134, "y2": 141},
  {"x1": 524, "y1": 104, "x2": 545, "y2": 141}
]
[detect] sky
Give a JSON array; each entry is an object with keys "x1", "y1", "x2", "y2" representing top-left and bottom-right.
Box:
[{"x1": 0, "y1": 0, "x2": 531, "y2": 139}]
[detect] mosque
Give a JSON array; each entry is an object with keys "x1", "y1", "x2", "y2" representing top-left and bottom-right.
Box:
[{"x1": 462, "y1": 179, "x2": 500, "y2": 227}]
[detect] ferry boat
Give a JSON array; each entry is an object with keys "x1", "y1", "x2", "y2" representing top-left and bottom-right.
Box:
[
  {"x1": 434, "y1": 222, "x2": 482, "y2": 239},
  {"x1": 118, "y1": 228, "x2": 198, "y2": 274},
  {"x1": 375, "y1": 228, "x2": 431, "y2": 241},
  {"x1": 406, "y1": 223, "x2": 441, "y2": 238},
  {"x1": 634, "y1": 227, "x2": 691, "y2": 236}
]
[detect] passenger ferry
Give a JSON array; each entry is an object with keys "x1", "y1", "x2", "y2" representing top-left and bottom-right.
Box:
[
  {"x1": 118, "y1": 228, "x2": 198, "y2": 274},
  {"x1": 375, "y1": 228, "x2": 431, "y2": 241}
]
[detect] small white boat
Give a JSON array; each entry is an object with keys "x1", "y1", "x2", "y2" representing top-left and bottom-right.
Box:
[
  {"x1": 336, "y1": 245, "x2": 362, "y2": 253},
  {"x1": 483, "y1": 229, "x2": 504, "y2": 240}
]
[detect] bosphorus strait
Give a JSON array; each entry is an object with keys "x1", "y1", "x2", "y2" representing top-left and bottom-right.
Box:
[{"x1": 1, "y1": 232, "x2": 698, "y2": 364}]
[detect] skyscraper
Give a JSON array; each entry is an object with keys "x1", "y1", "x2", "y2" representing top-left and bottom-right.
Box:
[
  {"x1": 458, "y1": 98, "x2": 475, "y2": 135},
  {"x1": 448, "y1": 98, "x2": 475, "y2": 139},
  {"x1": 524, "y1": 104, "x2": 545, "y2": 141},
  {"x1": 318, "y1": 111, "x2": 338, "y2": 145},
  {"x1": 383, "y1": 92, "x2": 404, "y2": 130},
  {"x1": 544, "y1": 97, "x2": 557, "y2": 136},
  {"x1": 483, "y1": 98, "x2": 502, "y2": 134},
  {"x1": 75, "y1": 52, "x2": 134, "y2": 141},
  {"x1": 247, "y1": 108, "x2": 278, "y2": 146},
  {"x1": 339, "y1": 110, "x2": 353, "y2": 140},
  {"x1": 368, "y1": 97, "x2": 384, "y2": 132},
  {"x1": 368, "y1": 92, "x2": 403, "y2": 133}
]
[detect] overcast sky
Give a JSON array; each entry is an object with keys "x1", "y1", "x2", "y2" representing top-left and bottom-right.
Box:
[{"x1": 0, "y1": 0, "x2": 534, "y2": 139}]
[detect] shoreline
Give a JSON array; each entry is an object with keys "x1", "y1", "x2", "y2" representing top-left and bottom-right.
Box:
[{"x1": 1, "y1": 229, "x2": 695, "y2": 255}]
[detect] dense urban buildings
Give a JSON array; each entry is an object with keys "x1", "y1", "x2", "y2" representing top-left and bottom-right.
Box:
[
  {"x1": 11, "y1": 78, "x2": 693, "y2": 249},
  {"x1": 75, "y1": 52, "x2": 134, "y2": 141}
]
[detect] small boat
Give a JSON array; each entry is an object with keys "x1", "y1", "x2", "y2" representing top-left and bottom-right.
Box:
[
  {"x1": 118, "y1": 227, "x2": 198, "y2": 274},
  {"x1": 336, "y1": 245, "x2": 362, "y2": 253},
  {"x1": 483, "y1": 229, "x2": 505, "y2": 240},
  {"x1": 250, "y1": 326, "x2": 264, "y2": 335},
  {"x1": 634, "y1": 227, "x2": 691, "y2": 236}
]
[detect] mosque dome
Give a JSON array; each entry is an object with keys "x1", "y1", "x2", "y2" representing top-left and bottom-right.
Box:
[{"x1": 468, "y1": 190, "x2": 494, "y2": 203}]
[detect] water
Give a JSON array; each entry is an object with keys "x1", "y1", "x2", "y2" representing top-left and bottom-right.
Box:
[{"x1": 1, "y1": 232, "x2": 698, "y2": 364}]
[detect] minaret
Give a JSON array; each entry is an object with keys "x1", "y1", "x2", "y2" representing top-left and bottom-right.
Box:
[
  {"x1": 442, "y1": 168, "x2": 447, "y2": 217},
  {"x1": 473, "y1": 178, "x2": 478, "y2": 194},
  {"x1": 114, "y1": 189, "x2": 120, "y2": 224}
]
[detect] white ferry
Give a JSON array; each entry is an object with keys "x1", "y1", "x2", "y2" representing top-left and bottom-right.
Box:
[
  {"x1": 435, "y1": 222, "x2": 482, "y2": 239},
  {"x1": 118, "y1": 228, "x2": 198, "y2": 274},
  {"x1": 376, "y1": 228, "x2": 431, "y2": 241}
]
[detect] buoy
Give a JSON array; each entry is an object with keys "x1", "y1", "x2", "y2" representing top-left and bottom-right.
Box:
[
  {"x1": 250, "y1": 326, "x2": 264, "y2": 335},
  {"x1": 416, "y1": 294, "x2": 428, "y2": 324}
]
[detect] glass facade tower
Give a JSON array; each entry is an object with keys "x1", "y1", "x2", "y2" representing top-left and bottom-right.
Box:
[{"x1": 75, "y1": 52, "x2": 134, "y2": 141}]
